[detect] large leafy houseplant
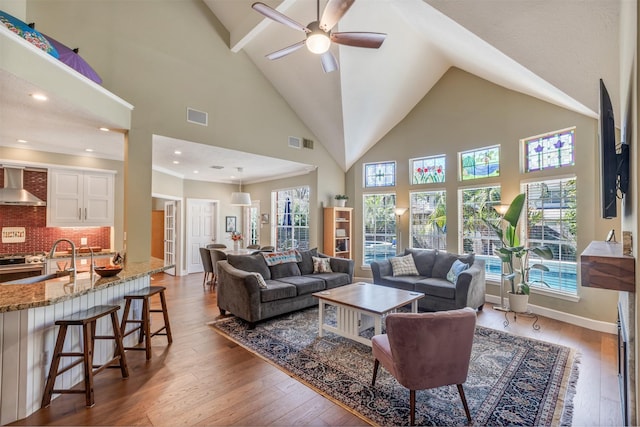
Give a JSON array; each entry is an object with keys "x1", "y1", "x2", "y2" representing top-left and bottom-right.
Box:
[{"x1": 485, "y1": 193, "x2": 553, "y2": 295}]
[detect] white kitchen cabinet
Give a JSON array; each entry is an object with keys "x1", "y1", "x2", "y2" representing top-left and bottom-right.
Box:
[{"x1": 47, "y1": 169, "x2": 115, "y2": 227}]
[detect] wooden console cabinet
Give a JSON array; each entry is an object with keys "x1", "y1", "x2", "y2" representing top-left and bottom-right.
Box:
[
  {"x1": 580, "y1": 241, "x2": 635, "y2": 292},
  {"x1": 324, "y1": 207, "x2": 353, "y2": 259}
]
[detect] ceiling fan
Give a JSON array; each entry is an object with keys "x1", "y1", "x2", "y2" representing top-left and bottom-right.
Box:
[{"x1": 251, "y1": 0, "x2": 386, "y2": 73}]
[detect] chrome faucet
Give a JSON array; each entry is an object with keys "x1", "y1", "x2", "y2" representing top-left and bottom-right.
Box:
[{"x1": 49, "y1": 238, "x2": 76, "y2": 279}]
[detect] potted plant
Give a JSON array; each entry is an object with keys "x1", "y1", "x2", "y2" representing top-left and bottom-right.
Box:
[
  {"x1": 334, "y1": 194, "x2": 349, "y2": 207},
  {"x1": 485, "y1": 193, "x2": 553, "y2": 312}
]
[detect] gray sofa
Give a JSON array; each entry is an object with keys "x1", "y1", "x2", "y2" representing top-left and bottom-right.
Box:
[
  {"x1": 370, "y1": 248, "x2": 486, "y2": 312},
  {"x1": 216, "y1": 248, "x2": 354, "y2": 327}
]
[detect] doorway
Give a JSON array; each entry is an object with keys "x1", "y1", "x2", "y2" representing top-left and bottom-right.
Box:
[{"x1": 186, "y1": 198, "x2": 220, "y2": 274}]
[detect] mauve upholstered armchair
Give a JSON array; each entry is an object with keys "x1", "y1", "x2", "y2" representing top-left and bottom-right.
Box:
[{"x1": 371, "y1": 307, "x2": 477, "y2": 425}]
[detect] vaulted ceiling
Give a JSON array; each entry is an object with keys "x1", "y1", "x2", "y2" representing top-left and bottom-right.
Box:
[{"x1": 204, "y1": 0, "x2": 620, "y2": 171}]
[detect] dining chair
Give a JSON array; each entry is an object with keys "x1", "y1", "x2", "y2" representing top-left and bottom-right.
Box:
[
  {"x1": 198, "y1": 247, "x2": 214, "y2": 289},
  {"x1": 246, "y1": 244, "x2": 261, "y2": 250},
  {"x1": 371, "y1": 307, "x2": 476, "y2": 425},
  {"x1": 209, "y1": 249, "x2": 228, "y2": 287},
  {"x1": 206, "y1": 243, "x2": 227, "y2": 249}
]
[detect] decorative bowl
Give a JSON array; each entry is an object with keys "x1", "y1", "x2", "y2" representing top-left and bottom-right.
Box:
[{"x1": 94, "y1": 266, "x2": 122, "y2": 277}]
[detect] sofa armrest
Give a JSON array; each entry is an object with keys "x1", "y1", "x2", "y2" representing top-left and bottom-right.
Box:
[
  {"x1": 371, "y1": 259, "x2": 393, "y2": 282},
  {"x1": 216, "y1": 260, "x2": 263, "y2": 322},
  {"x1": 454, "y1": 259, "x2": 486, "y2": 309},
  {"x1": 327, "y1": 256, "x2": 354, "y2": 281}
]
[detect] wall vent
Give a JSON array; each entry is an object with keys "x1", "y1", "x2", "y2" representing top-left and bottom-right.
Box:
[
  {"x1": 303, "y1": 138, "x2": 314, "y2": 149},
  {"x1": 288, "y1": 136, "x2": 302, "y2": 149},
  {"x1": 187, "y1": 108, "x2": 208, "y2": 126}
]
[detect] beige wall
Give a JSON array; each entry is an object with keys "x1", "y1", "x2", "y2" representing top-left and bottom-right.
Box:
[
  {"x1": 27, "y1": 0, "x2": 346, "y2": 261},
  {"x1": 349, "y1": 67, "x2": 619, "y2": 322}
]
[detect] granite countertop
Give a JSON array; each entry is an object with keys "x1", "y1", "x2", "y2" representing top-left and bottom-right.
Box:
[
  {"x1": 0, "y1": 258, "x2": 172, "y2": 313},
  {"x1": 49, "y1": 250, "x2": 117, "y2": 259}
]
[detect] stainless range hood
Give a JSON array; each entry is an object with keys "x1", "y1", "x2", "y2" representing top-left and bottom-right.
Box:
[{"x1": 0, "y1": 166, "x2": 46, "y2": 206}]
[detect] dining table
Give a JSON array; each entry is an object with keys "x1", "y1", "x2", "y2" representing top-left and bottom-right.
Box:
[{"x1": 220, "y1": 248, "x2": 260, "y2": 256}]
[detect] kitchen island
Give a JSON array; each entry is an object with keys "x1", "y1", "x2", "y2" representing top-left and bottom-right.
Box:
[{"x1": 0, "y1": 258, "x2": 172, "y2": 425}]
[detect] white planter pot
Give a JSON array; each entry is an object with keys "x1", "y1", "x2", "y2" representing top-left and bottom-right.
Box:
[
  {"x1": 508, "y1": 292, "x2": 529, "y2": 313},
  {"x1": 335, "y1": 199, "x2": 347, "y2": 207}
]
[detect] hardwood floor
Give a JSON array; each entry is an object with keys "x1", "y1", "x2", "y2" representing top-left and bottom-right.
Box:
[{"x1": 12, "y1": 272, "x2": 622, "y2": 426}]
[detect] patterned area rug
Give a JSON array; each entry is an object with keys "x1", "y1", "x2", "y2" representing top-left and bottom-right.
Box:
[{"x1": 210, "y1": 307, "x2": 579, "y2": 426}]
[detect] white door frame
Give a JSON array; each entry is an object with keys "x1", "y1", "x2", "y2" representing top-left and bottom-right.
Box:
[
  {"x1": 152, "y1": 193, "x2": 183, "y2": 275},
  {"x1": 186, "y1": 198, "x2": 220, "y2": 274}
]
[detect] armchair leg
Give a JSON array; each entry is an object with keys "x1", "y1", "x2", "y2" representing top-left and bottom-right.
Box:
[
  {"x1": 372, "y1": 359, "x2": 380, "y2": 386},
  {"x1": 410, "y1": 389, "x2": 416, "y2": 426},
  {"x1": 457, "y1": 384, "x2": 472, "y2": 423}
]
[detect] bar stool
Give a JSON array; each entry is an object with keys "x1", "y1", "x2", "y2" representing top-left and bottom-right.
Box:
[
  {"x1": 41, "y1": 305, "x2": 129, "y2": 408},
  {"x1": 120, "y1": 286, "x2": 173, "y2": 359}
]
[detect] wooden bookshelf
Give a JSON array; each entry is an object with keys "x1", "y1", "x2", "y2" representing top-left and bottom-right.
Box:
[{"x1": 324, "y1": 207, "x2": 353, "y2": 259}]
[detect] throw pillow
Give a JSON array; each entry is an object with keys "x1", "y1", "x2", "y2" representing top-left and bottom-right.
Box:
[
  {"x1": 390, "y1": 254, "x2": 420, "y2": 276},
  {"x1": 312, "y1": 256, "x2": 333, "y2": 273},
  {"x1": 262, "y1": 249, "x2": 302, "y2": 266},
  {"x1": 252, "y1": 272, "x2": 268, "y2": 289},
  {"x1": 446, "y1": 259, "x2": 469, "y2": 284}
]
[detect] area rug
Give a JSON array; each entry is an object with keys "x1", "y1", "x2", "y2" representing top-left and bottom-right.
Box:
[{"x1": 210, "y1": 307, "x2": 579, "y2": 426}]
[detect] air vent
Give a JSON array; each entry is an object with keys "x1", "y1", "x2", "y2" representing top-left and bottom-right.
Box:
[
  {"x1": 187, "y1": 108, "x2": 208, "y2": 126},
  {"x1": 210, "y1": 165, "x2": 224, "y2": 170},
  {"x1": 303, "y1": 138, "x2": 314, "y2": 149},
  {"x1": 288, "y1": 136, "x2": 302, "y2": 149}
]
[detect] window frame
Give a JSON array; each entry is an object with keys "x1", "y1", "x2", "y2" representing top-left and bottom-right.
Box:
[
  {"x1": 459, "y1": 144, "x2": 501, "y2": 181},
  {"x1": 363, "y1": 161, "x2": 397, "y2": 188},
  {"x1": 522, "y1": 127, "x2": 576, "y2": 173},
  {"x1": 362, "y1": 192, "x2": 397, "y2": 267},
  {"x1": 272, "y1": 186, "x2": 310, "y2": 251},
  {"x1": 410, "y1": 154, "x2": 446, "y2": 185},
  {"x1": 409, "y1": 189, "x2": 447, "y2": 250}
]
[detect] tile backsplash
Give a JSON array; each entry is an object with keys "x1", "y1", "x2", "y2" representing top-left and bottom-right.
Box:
[{"x1": 0, "y1": 169, "x2": 111, "y2": 254}]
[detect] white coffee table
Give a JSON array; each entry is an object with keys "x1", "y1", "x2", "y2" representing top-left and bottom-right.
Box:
[{"x1": 312, "y1": 282, "x2": 424, "y2": 347}]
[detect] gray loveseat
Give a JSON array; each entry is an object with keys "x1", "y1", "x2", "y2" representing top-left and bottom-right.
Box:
[
  {"x1": 217, "y1": 248, "x2": 354, "y2": 327},
  {"x1": 370, "y1": 248, "x2": 486, "y2": 312}
]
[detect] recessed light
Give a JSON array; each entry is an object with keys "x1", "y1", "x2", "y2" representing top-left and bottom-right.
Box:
[
  {"x1": 17, "y1": 139, "x2": 28, "y2": 143},
  {"x1": 99, "y1": 127, "x2": 110, "y2": 132},
  {"x1": 174, "y1": 150, "x2": 182, "y2": 155},
  {"x1": 30, "y1": 93, "x2": 47, "y2": 101},
  {"x1": 85, "y1": 148, "x2": 94, "y2": 152},
  {"x1": 173, "y1": 160, "x2": 179, "y2": 164},
  {"x1": 193, "y1": 170, "x2": 199, "y2": 174}
]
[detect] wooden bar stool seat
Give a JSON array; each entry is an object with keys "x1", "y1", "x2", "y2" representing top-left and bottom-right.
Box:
[
  {"x1": 121, "y1": 286, "x2": 173, "y2": 360},
  {"x1": 41, "y1": 305, "x2": 129, "y2": 409}
]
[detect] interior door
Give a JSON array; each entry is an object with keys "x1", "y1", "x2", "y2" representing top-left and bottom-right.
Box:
[
  {"x1": 187, "y1": 199, "x2": 217, "y2": 274},
  {"x1": 164, "y1": 201, "x2": 176, "y2": 275}
]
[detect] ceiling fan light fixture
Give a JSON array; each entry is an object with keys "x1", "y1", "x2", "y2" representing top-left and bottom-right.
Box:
[{"x1": 306, "y1": 22, "x2": 330, "y2": 54}]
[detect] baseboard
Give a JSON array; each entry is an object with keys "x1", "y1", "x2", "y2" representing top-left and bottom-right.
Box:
[
  {"x1": 354, "y1": 277, "x2": 618, "y2": 335},
  {"x1": 484, "y1": 294, "x2": 617, "y2": 334}
]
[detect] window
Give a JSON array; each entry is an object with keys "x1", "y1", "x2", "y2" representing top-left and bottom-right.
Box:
[
  {"x1": 523, "y1": 177, "x2": 577, "y2": 295},
  {"x1": 363, "y1": 193, "x2": 396, "y2": 265},
  {"x1": 460, "y1": 145, "x2": 500, "y2": 181},
  {"x1": 411, "y1": 155, "x2": 446, "y2": 184},
  {"x1": 274, "y1": 186, "x2": 310, "y2": 251},
  {"x1": 364, "y1": 161, "x2": 396, "y2": 187},
  {"x1": 524, "y1": 128, "x2": 575, "y2": 172},
  {"x1": 459, "y1": 186, "x2": 502, "y2": 279},
  {"x1": 410, "y1": 191, "x2": 446, "y2": 250},
  {"x1": 243, "y1": 202, "x2": 260, "y2": 246}
]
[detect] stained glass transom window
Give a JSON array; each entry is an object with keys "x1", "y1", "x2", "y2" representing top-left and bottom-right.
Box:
[
  {"x1": 460, "y1": 145, "x2": 500, "y2": 181},
  {"x1": 411, "y1": 155, "x2": 446, "y2": 184},
  {"x1": 524, "y1": 128, "x2": 575, "y2": 172},
  {"x1": 364, "y1": 161, "x2": 396, "y2": 187}
]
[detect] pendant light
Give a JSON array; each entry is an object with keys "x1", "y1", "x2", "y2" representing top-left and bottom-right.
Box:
[{"x1": 230, "y1": 167, "x2": 252, "y2": 206}]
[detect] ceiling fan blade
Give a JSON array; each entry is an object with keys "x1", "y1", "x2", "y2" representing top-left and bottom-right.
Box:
[
  {"x1": 320, "y1": 51, "x2": 338, "y2": 73},
  {"x1": 252, "y1": 2, "x2": 310, "y2": 33},
  {"x1": 319, "y1": 0, "x2": 355, "y2": 32},
  {"x1": 265, "y1": 40, "x2": 306, "y2": 60},
  {"x1": 330, "y1": 32, "x2": 386, "y2": 48}
]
